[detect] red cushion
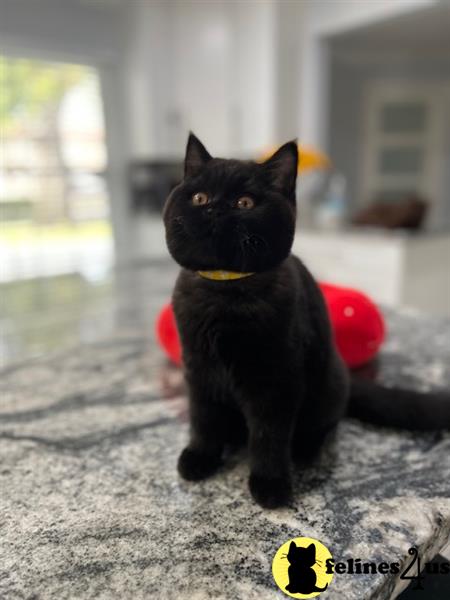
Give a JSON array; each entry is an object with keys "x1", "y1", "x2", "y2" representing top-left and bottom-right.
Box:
[
  {"x1": 156, "y1": 303, "x2": 182, "y2": 366},
  {"x1": 319, "y1": 283, "x2": 385, "y2": 368}
]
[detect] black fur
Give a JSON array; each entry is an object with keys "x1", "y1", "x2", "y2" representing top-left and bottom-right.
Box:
[
  {"x1": 348, "y1": 379, "x2": 450, "y2": 431},
  {"x1": 163, "y1": 133, "x2": 450, "y2": 508}
]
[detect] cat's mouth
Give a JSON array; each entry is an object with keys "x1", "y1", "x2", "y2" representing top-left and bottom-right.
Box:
[{"x1": 240, "y1": 235, "x2": 268, "y2": 255}]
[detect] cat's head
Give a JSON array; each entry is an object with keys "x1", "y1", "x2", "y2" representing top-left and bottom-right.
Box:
[
  {"x1": 163, "y1": 133, "x2": 298, "y2": 272},
  {"x1": 287, "y1": 542, "x2": 316, "y2": 566}
]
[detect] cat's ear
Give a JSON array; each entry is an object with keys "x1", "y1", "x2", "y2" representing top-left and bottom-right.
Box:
[
  {"x1": 184, "y1": 132, "x2": 212, "y2": 177},
  {"x1": 307, "y1": 543, "x2": 316, "y2": 556},
  {"x1": 289, "y1": 541, "x2": 297, "y2": 551},
  {"x1": 262, "y1": 140, "x2": 298, "y2": 199}
]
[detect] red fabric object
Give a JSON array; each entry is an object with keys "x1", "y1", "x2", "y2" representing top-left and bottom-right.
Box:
[
  {"x1": 155, "y1": 282, "x2": 386, "y2": 369},
  {"x1": 319, "y1": 282, "x2": 385, "y2": 368},
  {"x1": 156, "y1": 302, "x2": 182, "y2": 366}
]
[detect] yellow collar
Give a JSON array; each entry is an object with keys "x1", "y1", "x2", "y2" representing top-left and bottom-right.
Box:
[{"x1": 197, "y1": 270, "x2": 255, "y2": 281}]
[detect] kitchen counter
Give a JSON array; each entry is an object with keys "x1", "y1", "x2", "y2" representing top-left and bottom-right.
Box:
[{"x1": 1, "y1": 263, "x2": 449, "y2": 599}]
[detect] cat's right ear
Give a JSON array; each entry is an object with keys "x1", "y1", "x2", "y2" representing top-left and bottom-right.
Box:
[
  {"x1": 184, "y1": 133, "x2": 212, "y2": 177},
  {"x1": 261, "y1": 140, "x2": 298, "y2": 200},
  {"x1": 289, "y1": 541, "x2": 297, "y2": 551}
]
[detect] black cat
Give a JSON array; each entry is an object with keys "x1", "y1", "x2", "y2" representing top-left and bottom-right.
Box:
[
  {"x1": 163, "y1": 133, "x2": 450, "y2": 509},
  {"x1": 285, "y1": 541, "x2": 327, "y2": 595}
]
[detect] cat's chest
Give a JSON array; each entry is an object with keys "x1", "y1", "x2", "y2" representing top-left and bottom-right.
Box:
[
  {"x1": 184, "y1": 301, "x2": 266, "y2": 343},
  {"x1": 175, "y1": 291, "x2": 282, "y2": 359}
]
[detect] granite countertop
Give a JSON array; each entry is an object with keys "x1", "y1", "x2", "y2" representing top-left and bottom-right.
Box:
[{"x1": 1, "y1": 300, "x2": 450, "y2": 599}]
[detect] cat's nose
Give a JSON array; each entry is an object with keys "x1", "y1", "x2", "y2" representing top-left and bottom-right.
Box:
[{"x1": 207, "y1": 204, "x2": 224, "y2": 217}]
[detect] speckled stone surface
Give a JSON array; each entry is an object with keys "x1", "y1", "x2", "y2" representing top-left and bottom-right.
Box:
[{"x1": 1, "y1": 299, "x2": 450, "y2": 599}]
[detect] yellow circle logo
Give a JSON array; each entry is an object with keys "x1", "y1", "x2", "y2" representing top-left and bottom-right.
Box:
[{"x1": 272, "y1": 537, "x2": 334, "y2": 598}]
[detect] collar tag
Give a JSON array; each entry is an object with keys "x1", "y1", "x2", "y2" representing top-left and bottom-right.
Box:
[{"x1": 197, "y1": 270, "x2": 254, "y2": 281}]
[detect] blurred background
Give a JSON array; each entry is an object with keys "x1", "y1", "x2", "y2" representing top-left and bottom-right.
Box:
[{"x1": 1, "y1": 0, "x2": 449, "y2": 367}]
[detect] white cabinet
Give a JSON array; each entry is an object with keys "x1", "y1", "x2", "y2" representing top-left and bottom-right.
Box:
[
  {"x1": 161, "y1": 0, "x2": 277, "y2": 157},
  {"x1": 124, "y1": 0, "x2": 293, "y2": 159},
  {"x1": 170, "y1": 0, "x2": 233, "y2": 156},
  {"x1": 293, "y1": 229, "x2": 450, "y2": 316}
]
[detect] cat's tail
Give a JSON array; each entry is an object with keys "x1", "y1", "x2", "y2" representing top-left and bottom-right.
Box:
[
  {"x1": 313, "y1": 583, "x2": 328, "y2": 592},
  {"x1": 348, "y1": 378, "x2": 450, "y2": 431}
]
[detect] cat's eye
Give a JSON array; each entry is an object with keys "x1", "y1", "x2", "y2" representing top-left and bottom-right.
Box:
[
  {"x1": 192, "y1": 192, "x2": 209, "y2": 206},
  {"x1": 237, "y1": 196, "x2": 255, "y2": 210}
]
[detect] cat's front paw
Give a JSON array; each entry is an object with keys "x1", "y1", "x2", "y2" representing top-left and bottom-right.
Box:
[
  {"x1": 177, "y1": 447, "x2": 221, "y2": 481},
  {"x1": 249, "y1": 473, "x2": 292, "y2": 508}
]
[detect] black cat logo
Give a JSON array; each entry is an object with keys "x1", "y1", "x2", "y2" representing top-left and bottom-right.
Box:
[
  {"x1": 285, "y1": 541, "x2": 328, "y2": 595},
  {"x1": 272, "y1": 536, "x2": 333, "y2": 598}
]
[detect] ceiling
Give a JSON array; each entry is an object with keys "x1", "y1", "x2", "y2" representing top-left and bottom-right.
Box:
[{"x1": 330, "y1": 2, "x2": 450, "y2": 62}]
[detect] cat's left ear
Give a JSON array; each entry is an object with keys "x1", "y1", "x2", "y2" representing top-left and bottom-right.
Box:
[
  {"x1": 262, "y1": 141, "x2": 298, "y2": 199},
  {"x1": 184, "y1": 132, "x2": 212, "y2": 177},
  {"x1": 307, "y1": 543, "x2": 316, "y2": 556}
]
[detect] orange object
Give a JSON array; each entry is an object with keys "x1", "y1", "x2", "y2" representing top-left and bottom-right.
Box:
[{"x1": 260, "y1": 144, "x2": 331, "y2": 174}]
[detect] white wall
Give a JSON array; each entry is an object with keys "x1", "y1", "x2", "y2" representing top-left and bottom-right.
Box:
[
  {"x1": 122, "y1": 0, "x2": 173, "y2": 158},
  {"x1": 229, "y1": 0, "x2": 278, "y2": 155},
  {"x1": 307, "y1": 0, "x2": 438, "y2": 36},
  {"x1": 0, "y1": 0, "x2": 123, "y2": 63},
  {"x1": 273, "y1": 0, "x2": 305, "y2": 143},
  {"x1": 170, "y1": 0, "x2": 239, "y2": 156},
  {"x1": 298, "y1": 32, "x2": 330, "y2": 150}
]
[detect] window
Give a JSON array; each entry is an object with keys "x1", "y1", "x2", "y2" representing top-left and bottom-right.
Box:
[{"x1": 0, "y1": 56, "x2": 113, "y2": 282}]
